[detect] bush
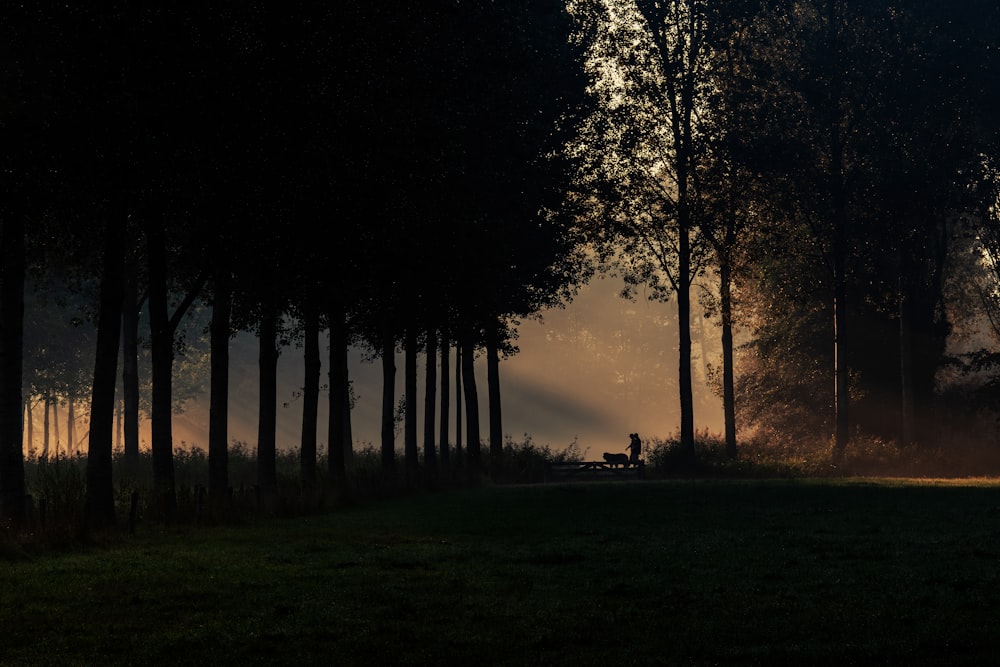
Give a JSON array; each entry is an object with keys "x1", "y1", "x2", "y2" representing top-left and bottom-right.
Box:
[
  {"x1": 487, "y1": 434, "x2": 587, "y2": 483},
  {"x1": 646, "y1": 429, "x2": 835, "y2": 478},
  {"x1": 22, "y1": 454, "x2": 89, "y2": 545}
]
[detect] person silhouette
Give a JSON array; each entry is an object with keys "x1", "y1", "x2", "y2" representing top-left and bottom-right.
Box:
[{"x1": 626, "y1": 433, "x2": 642, "y2": 465}]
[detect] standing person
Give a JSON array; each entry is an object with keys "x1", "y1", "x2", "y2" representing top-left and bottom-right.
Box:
[{"x1": 627, "y1": 433, "x2": 642, "y2": 465}]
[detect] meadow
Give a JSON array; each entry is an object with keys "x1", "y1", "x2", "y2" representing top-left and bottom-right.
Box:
[{"x1": 3, "y1": 475, "x2": 1000, "y2": 665}]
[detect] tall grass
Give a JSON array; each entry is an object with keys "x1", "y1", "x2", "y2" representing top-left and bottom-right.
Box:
[{"x1": 10, "y1": 429, "x2": 999, "y2": 553}]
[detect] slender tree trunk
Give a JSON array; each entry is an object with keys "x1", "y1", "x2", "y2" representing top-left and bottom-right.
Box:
[
  {"x1": 328, "y1": 304, "x2": 349, "y2": 496},
  {"x1": 423, "y1": 328, "x2": 437, "y2": 469},
  {"x1": 461, "y1": 336, "x2": 480, "y2": 467},
  {"x1": 0, "y1": 213, "x2": 27, "y2": 526},
  {"x1": 720, "y1": 254, "x2": 737, "y2": 458},
  {"x1": 66, "y1": 400, "x2": 75, "y2": 456},
  {"x1": 675, "y1": 29, "x2": 697, "y2": 461},
  {"x1": 404, "y1": 328, "x2": 418, "y2": 470},
  {"x1": 86, "y1": 214, "x2": 125, "y2": 529},
  {"x1": 121, "y1": 243, "x2": 141, "y2": 463},
  {"x1": 53, "y1": 397, "x2": 61, "y2": 457},
  {"x1": 439, "y1": 330, "x2": 450, "y2": 465},
  {"x1": 300, "y1": 303, "x2": 320, "y2": 499},
  {"x1": 26, "y1": 399, "x2": 34, "y2": 458},
  {"x1": 256, "y1": 309, "x2": 279, "y2": 504},
  {"x1": 67, "y1": 397, "x2": 76, "y2": 456},
  {"x1": 455, "y1": 342, "x2": 462, "y2": 465},
  {"x1": 677, "y1": 201, "x2": 695, "y2": 460},
  {"x1": 719, "y1": 236, "x2": 739, "y2": 459},
  {"x1": 341, "y1": 342, "x2": 353, "y2": 469},
  {"x1": 486, "y1": 325, "x2": 502, "y2": 467},
  {"x1": 208, "y1": 265, "x2": 231, "y2": 511},
  {"x1": 147, "y1": 221, "x2": 177, "y2": 522},
  {"x1": 42, "y1": 394, "x2": 50, "y2": 459},
  {"x1": 380, "y1": 333, "x2": 397, "y2": 472}
]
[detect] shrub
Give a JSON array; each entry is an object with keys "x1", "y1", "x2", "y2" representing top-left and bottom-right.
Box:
[
  {"x1": 25, "y1": 454, "x2": 88, "y2": 543},
  {"x1": 488, "y1": 434, "x2": 587, "y2": 483}
]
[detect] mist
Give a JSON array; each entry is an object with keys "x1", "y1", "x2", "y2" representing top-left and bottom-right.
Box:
[{"x1": 167, "y1": 276, "x2": 725, "y2": 459}]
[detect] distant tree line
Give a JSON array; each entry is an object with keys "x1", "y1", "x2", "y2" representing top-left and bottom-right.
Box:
[{"x1": 3, "y1": 1, "x2": 1000, "y2": 528}]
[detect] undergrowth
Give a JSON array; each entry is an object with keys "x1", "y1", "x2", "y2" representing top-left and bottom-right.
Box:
[{"x1": 6, "y1": 429, "x2": 999, "y2": 554}]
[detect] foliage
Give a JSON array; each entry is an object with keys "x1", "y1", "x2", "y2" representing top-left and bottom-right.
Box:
[
  {"x1": 644, "y1": 428, "x2": 1000, "y2": 480},
  {"x1": 489, "y1": 434, "x2": 588, "y2": 483}
]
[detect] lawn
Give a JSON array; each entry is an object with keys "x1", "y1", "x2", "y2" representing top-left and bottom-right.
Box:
[{"x1": 3, "y1": 478, "x2": 1000, "y2": 665}]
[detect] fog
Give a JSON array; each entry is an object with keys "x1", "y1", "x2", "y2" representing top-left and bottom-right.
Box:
[{"x1": 168, "y1": 276, "x2": 725, "y2": 459}]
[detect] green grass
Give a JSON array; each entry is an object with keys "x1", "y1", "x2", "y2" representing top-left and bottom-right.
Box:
[{"x1": 3, "y1": 478, "x2": 1000, "y2": 665}]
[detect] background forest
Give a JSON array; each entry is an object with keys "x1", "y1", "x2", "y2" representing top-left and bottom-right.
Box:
[{"x1": 2, "y1": 1, "x2": 1000, "y2": 530}]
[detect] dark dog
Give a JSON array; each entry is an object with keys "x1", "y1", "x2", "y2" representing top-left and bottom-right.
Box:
[{"x1": 603, "y1": 452, "x2": 629, "y2": 468}]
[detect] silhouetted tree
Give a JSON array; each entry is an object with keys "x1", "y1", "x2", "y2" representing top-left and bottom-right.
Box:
[
  {"x1": 568, "y1": 0, "x2": 720, "y2": 461},
  {"x1": 0, "y1": 212, "x2": 27, "y2": 526}
]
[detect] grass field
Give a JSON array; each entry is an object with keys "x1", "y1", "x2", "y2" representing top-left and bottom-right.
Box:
[{"x1": 3, "y1": 477, "x2": 1000, "y2": 665}]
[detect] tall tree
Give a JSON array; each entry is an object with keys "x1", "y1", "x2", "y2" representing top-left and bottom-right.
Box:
[
  {"x1": 438, "y1": 329, "x2": 451, "y2": 465},
  {"x1": 461, "y1": 335, "x2": 481, "y2": 468},
  {"x1": 146, "y1": 220, "x2": 206, "y2": 521},
  {"x1": 299, "y1": 302, "x2": 320, "y2": 500},
  {"x1": 731, "y1": 0, "x2": 1000, "y2": 452},
  {"x1": 85, "y1": 213, "x2": 125, "y2": 529},
  {"x1": 404, "y1": 328, "x2": 418, "y2": 472},
  {"x1": 486, "y1": 322, "x2": 504, "y2": 467},
  {"x1": 0, "y1": 213, "x2": 27, "y2": 526},
  {"x1": 695, "y1": 3, "x2": 755, "y2": 458},
  {"x1": 256, "y1": 306, "x2": 280, "y2": 505},
  {"x1": 423, "y1": 328, "x2": 438, "y2": 471},
  {"x1": 568, "y1": 0, "x2": 718, "y2": 460},
  {"x1": 208, "y1": 262, "x2": 231, "y2": 513}
]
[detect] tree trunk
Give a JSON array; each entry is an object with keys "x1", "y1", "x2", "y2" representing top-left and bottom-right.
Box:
[
  {"x1": 461, "y1": 336, "x2": 480, "y2": 467},
  {"x1": 328, "y1": 303, "x2": 349, "y2": 495},
  {"x1": 53, "y1": 396, "x2": 61, "y2": 457},
  {"x1": 0, "y1": 213, "x2": 27, "y2": 526},
  {"x1": 380, "y1": 333, "x2": 396, "y2": 472},
  {"x1": 256, "y1": 309, "x2": 279, "y2": 504},
  {"x1": 26, "y1": 399, "x2": 34, "y2": 458},
  {"x1": 208, "y1": 265, "x2": 231, "y2": 511},
  {"x1": 147, "y1": 221, "x2": 177, "y2": 522},
  {"x1": 404, "y1": 328, "x2": 418, "y2": 470},
  {"x1": 341, "y1": 345, "x2": 353, "y2": 469},
  {"x1": 486, "y1": 325, "x2": 502, "y2": 467},
  {"x1": 121, "y1": 243, "x2": 141, "y2": 463},
  {"x1": 86, "y1": 214, "x2": 125, "y2": 529},
  {"x1": 720, "y1": 254, "x2": 737, "y2": 458},
  {"x1": 455, "y1": 341, "x2": 462, "y2": 465},
  {"x1": 67, "y1": 397, "x2": 76, "y2": 456},
  {"x1": 438, "y1": 330, "x2": 450, "y2": 465},
  {"x1": 300, "y1": 302, "x2": 320, "y2": 499},
  {"x1": 423, "y1": 328, "x2": 437, "y2": 469},
  {"x1": 677, "y1": 201, "x2": 695, "y2": 460},
  {"x1": 66, "y1": 400, "x2": 76, "y2": 456},
  {"x1": 42, "y1": 394, "x2": 49, "y2": 458}
]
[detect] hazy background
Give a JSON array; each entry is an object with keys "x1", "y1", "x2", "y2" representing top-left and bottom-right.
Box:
[{"x1": 166, "y1": 275, "x2": 726, "y2": 458}]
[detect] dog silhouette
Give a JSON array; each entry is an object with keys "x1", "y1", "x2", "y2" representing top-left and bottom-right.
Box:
[{"x1": 603, "y1": 452, "x2": 629, "y2": 468}]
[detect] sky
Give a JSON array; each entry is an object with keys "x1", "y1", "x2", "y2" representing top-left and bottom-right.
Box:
[{"x1": 167, "y1": 274, "x2": 727, "y2": 460}]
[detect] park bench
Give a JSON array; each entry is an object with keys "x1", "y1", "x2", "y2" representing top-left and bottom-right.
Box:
[{"x1": 543, "y1": 460, "x2": 645, "y2": 483}]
